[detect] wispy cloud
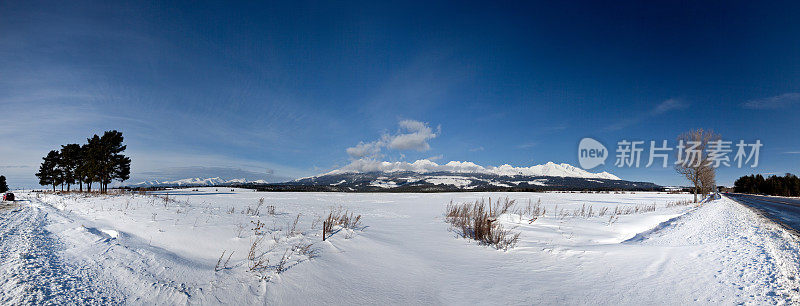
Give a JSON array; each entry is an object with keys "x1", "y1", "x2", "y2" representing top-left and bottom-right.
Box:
[
  {"x1": 358, "y1": 50, "x2": 473, "y2": 126},
  {"x1": 605, "y1": 99, "x2": 687, "y2": 131},
  {"x1": 426, "y1": 154, "x2": 444, "y2": 161},
  {"x1": 127, "y1": 150, "x2": 307, "y2": 183},
  {"x1": 468, "y1": 146, "x2": 485, "y2": 152},
  {"x1": 743, "y1": 93, "x2": 800, "y2": 109},
  {"x1": 136, "y1": 166, "x2": 287, "y2": 182},
  {"x1": 651, "y1": 98, "x2": 688, "y2": 114},
  {"x1": 545, "y1": 124, "x2": 568, "y2": 132},
  {"x1": 783, "y1": 151, "x2": 800, "y2": 154}
]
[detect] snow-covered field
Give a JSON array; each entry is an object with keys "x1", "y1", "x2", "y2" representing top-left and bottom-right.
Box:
[{"x1": 1, "y1": 189, "x2": 799, "y2": 304}]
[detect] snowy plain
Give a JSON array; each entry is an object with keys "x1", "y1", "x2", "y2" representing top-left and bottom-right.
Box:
[{"x1": 1, "y1": 189, "x2": 798, "y2": 304}]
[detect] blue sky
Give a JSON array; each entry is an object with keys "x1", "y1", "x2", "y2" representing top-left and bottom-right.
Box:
[{"x1": 1, "y1": 0, "x2": 799, "y2": 188}]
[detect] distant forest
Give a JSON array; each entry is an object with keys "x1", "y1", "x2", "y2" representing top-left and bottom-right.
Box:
[{"x1": 733, "y1": 173, "x2": 800, "y2": 197}]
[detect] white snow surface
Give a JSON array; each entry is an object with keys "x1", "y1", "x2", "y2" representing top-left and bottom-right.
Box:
[
  {"x1": 323, "y1": 160, "x2": 621, "y2": 180},
  {"x1": 424, "y1": 176, "x2": 474, "y2": 188},
  {"x1": 1, "y1": 190, "x2": 798, "y2": 304}
]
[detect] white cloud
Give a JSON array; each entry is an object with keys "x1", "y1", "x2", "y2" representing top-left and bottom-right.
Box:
[
  {"x1": 743, "y1": 93, "x2": 800, "y2": 109},
  {"x1": 346, "y1": 119, "x2": 439, "y2": 159},
  {"x1": 387, "y1": 120, "x2": 439, "y2": 151},
  {"x1": 346, "y1": 141, "x2": 383, "y2": 158}
]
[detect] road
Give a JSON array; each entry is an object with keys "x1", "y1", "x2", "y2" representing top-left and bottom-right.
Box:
[{"x1": 725, "y1": 193, "x2": 800, "y2": 236}]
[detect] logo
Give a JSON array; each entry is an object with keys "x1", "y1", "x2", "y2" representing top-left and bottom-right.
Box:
[{"x1": 578, "y1": 138, "x2": 608, "y2": 169}]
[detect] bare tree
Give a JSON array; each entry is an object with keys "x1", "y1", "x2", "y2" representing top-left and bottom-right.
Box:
[
  {"x1": 698, "y1": 163, "x2": 716, "y2": 197},
  {"x1": 675, "y1": 129, "x2": 720, "y2": 203}
]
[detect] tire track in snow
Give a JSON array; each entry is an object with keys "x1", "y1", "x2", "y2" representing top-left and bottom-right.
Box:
[{"x1": 0, "y1": 203, "x2": 123, "y2": 304}]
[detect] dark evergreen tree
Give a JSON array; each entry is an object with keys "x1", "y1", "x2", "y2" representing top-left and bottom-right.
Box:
[
  {"x1": 101, "y1": 131, "x2": 130, "y2": 193},
  {"x1": 37, "y1": 130, "x2": 131, "y2": 193},
  {"x1": 85, "y1": 130, "x2": 130, "y2": 193},
  {"x1": 60, "y1": 143, "x2": 82, "y2": 192},
  {"x1": 0, "y1": 176, "x2": 8, "y2": 193},
  {"x1": 75, "y1": 143, "x2": 88, "y2": 192},
  {"x1": 83, "y1": 136, "x2": 102, "y2": 192},
  {"x1": 733, "y1": 173, "x2": 800, "y2": 196},
  {"x1": 36, "y1": 150, "x2": 62, "y2": 191}
]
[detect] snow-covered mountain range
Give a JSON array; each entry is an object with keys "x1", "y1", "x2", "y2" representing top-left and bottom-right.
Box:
[
  {"x1": 130, "y1": 177, "x2": 268, "y2": 188},
  {"x1": 268, "y1": 160, "x2": 657, "y2": 192},
  {"x1": 128, "y1": 161, "x2": 658, "y2": 191},
  {"x1": 321, "y1": 160, "x2": 620, "y2": 180}
]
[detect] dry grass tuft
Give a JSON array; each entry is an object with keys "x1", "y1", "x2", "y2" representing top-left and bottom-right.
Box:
[
  {"x1": 276, "y1": 249, "x2": 290, "y2": 274},
  {"x1": 444, "y1": 198, "x2": 520, "y2": 251},
  {"x1": 293, "y1": 242, "x2": 320, "y2": 259},
  {"x1": 665, "y1": 200, "x2": 693, "y2": 208},
  {"x1": 247, "y1": 236, "x2": 269, "y2": 272},
  {"x1": 287, "y1": 213, "x2": 301, "y2": 237},
  {"x1": 215, "y1": 250, "x2": 234, "y2": 271},
  {"x1": 322, "y1": 206, "x2": 362, "y2": 241}
]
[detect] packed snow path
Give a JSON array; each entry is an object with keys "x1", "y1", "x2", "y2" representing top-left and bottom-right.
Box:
[
  {"x1": 0, "y1": 191, "x2": 798, "y2": 304},
  {"x1": 0, "y1": 203, "x2": 122, "y2": 304},
  {"x1": 625, "y1": 196, "x2": 800, "y2": 303}
]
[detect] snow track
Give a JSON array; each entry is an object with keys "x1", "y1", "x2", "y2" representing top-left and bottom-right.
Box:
[
  {"x1": 630, "y1": 197, "x2": 800, "y2": 303},
  {"x1": 0, "y1": 204, "x2": 123, "y2": 304}
]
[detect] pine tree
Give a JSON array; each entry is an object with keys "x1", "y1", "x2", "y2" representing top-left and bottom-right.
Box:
[
  {"x1": 0, "y1": 176, "x2": 8, "y2": 193},
  {"x1": 36, "y1": 150, "x2": 62, "y2": 191},
  {"x1": 83, "y1": 137, "x2": 101, "y2": 192},
  {"x1": 84, "y1": 130, "x2": 130, "y2": 193},
  {"x1": 60, "y1": 144, "x2": 81, "y2": 192},
  {"x1": 37, "y1": 130, "x2": 131, "y2": 193},
  {"x1": 100, "y1": 130, "x2": 131, "y2": 193}
]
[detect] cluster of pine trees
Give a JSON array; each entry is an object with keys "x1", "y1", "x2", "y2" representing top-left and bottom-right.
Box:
[
  {"x1": 36, "y1": 130, "x2": 131, "y2": 193},
  {"x1": 0, "y1": 176, "x2": 8, "y2": 193},
  {"x1": 733, "y1": 173, "x2": 800, "y2": 197}
]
